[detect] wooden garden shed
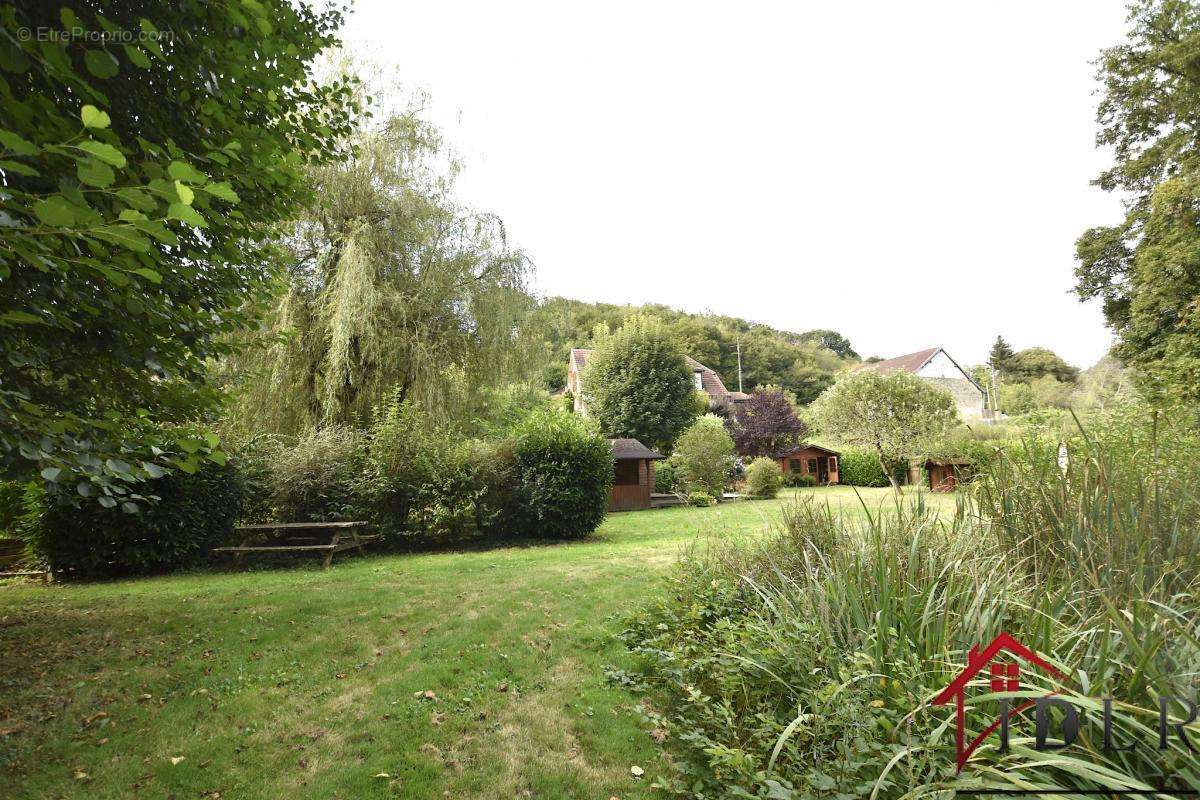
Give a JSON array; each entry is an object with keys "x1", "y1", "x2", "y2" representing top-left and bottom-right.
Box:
[
  {"x1": 776, "y1": 445, "x2": 840, "y2": 485},
  {"x1": 921, "y1": 458, "x2": 973, "y2": 492},
  {"x1": 609, "y1": 438, "x2": 663, "y2": 511}
]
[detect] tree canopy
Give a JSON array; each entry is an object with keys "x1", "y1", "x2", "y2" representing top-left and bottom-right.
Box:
[
  {"x1": 581, "y1": 316, "x2": 697, "y2": 451},
  {"x1": 1003, "y1": 347, "x2": 1080, "y2": 384},
  {"x1": 729, "y1": 388, "x2": 809, "y2": 458},
  {"x1": 529, "y1": 297, "x2": 857, "y2": 404},
  {"x1": 222, "y1": 102, "x2": 531, "y2": 435},
  {"x1": 1075, "y1": 0, "x2": 1200, "y2": 403},
  {"x1": 0, "y1": 1, "x2": 358, "y2": 507},
  {"x1": 671, "y1": 413, "x2": 735, "y2": 499},
  {"x1": 988, "y1": 336, "x2": 1015, "y2": 371},
  {"x1": 813, "y1": 371, "x2": 958, "y2": 493}
]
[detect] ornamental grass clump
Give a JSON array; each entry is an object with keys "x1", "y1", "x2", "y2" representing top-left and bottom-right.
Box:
[{"x1": 622, "y1": 404, "x2": 1200, "y2": 798}]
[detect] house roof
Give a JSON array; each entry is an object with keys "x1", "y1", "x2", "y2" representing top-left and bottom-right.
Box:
[
  {"x1": 854, "y1": 346, "x2": 984, "y2": 394},
  {"x1": 571, "y1": 348, "x2": 735, "y2": 400},
  {"x1": 855, "y1": 347, "x2": 941, "y2": 375},
  {"x1": 609, "y1": 438, "x2": 664, "y2": 460}
]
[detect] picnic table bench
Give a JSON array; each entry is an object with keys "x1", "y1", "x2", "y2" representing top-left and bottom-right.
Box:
[{"x1": 213, "y1": 521, "x2": 380, "y2": 569}]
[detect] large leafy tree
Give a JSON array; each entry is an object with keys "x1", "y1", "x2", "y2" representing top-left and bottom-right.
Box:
[
  {"x1": 1004, "y1": 347, "x2": 1080, "y2": 383},
  {"x1": 729, "y1": 387, "x2": 809, "y2": 458},
  {"x1": 671, "y1": 413, "x2": 735, "y2": 499},
  {"x1": 800, "y1": 329, "x2": 859, "y2": 360},
  {"x1": 0, "y1": 1, "x2": 358, "y2": 506},
  {"x1": 582, "y1": 316, "x2": 696, "y2": 451},
  {"x1": 1075, "y1": 0, "x2": 1200, "y2": 403},
  {"x1": 223, "y1": 103, "x2": 531, "y2": 434},
  {"x1": 813, "y1": 371, "x2": 958, "y2": 494}
]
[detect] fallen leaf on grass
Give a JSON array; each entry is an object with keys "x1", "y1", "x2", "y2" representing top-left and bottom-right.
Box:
[
  {"x1": 430, "y1": 712, "x2": 445, "y2": 725},
  {"x1": 630, "y1": 765, "x2": 644, "y2": 777},
  {"x1": 0, "y1": 726, "x2": 23, "y2": 736},
  {"x1": 168, "y1": 756, "x2": 185, "y2": 765},
  {"x1": 83, "y1": 711, "x2": 109, "y2": 727},
  {"x1": 374, "y1": 773, "x2": 391, "y2": 779}
]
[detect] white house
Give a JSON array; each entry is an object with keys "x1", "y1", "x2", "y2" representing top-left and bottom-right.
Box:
[{"x1": 855, "y1": 347, "x2": 993, "y2": 420}]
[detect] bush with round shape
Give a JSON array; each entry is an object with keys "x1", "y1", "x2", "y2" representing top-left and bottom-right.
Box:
[
  {"x1": 654, "y1": 459, "x2": 678, "y2": 494},
  {"x1": 673, "y1": 414, "x2": 735, "y2": 499},
  {"x1": 582, "y1": 316, "x2": 697, "y2": 451},
  {"x1": 26, "y1": 463, "x2": 244, "y2": 579},
  {"x1": 513, "y1": 410, "x2": 613, "y2": 539},
  {"x1": 687, "y1": 491, "x2": 716, "y2": 507},
  {"x1": 744, "y1": 457, "x2": 783, "y2": 499}
]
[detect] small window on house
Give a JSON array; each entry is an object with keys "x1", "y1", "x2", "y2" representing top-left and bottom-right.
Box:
[
  {"x1": 807, "y1": 459, "x2": 818, "y2": 473},
  {"x1": 693, "y1": 370, "x2": 703, "y2": 390},
  {"x1": 789, "y1": 459, "x2": 802, "y2": 472}
]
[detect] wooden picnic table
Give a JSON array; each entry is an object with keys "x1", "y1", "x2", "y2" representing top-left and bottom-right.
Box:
[{"x1": 213, "y1": 521, "x2": 380, "y2": 569}]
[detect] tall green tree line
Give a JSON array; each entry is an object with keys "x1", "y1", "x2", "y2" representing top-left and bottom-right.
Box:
[{"x1": 1077, "y1": 0, "x2": 1200, "y2": 404}]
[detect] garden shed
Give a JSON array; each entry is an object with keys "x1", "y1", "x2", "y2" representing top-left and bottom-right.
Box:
[
  {"x1": 609, "y1": 438, "x2": 663, "y2": 511},
  {"x1": 776, "y1": 445, "x2": 840, "y2": 485},
  {"x1": 919, "y1": 458, "x2": 973, "y2": 492}
]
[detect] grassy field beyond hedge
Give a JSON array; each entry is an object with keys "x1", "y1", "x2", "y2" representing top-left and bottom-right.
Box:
[{"x1": 0, "y1": 487, "x2": 954, "y2": 799}]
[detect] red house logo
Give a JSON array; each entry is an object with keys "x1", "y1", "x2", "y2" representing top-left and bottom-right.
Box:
[{"x1": 932, "y1": 632, "x2": 1065, "y2": 772}]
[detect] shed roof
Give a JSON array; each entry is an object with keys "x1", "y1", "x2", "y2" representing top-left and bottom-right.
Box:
[
  {"x1": 779, "y1": 443, "x2": 841, "y2": 457},
  {"x1": 609, "y1": 438, "x2": 664, "y2": 460}
]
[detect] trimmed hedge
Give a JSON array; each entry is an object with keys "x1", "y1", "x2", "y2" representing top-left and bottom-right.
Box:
[
  {"x1": 837, "y1": 447, "x2": 890, "y2": 487},
  {"x1": 26, "y1": 463, "x2": 244, "y2": 579},
  {"x1": 512, "y1": 410, "x2": 613, "y2": 539}
]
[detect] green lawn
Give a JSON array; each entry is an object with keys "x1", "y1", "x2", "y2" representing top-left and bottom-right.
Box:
[{"x1": 0, "y1": 487, "x2": 956, "y2": 799}]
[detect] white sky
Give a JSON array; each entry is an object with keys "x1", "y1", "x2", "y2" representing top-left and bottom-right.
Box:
[{"x1": 343, "y1": 1, "x2": 1131, "y2": 368}]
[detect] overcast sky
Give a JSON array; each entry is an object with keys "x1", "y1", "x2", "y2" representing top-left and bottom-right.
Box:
[{"x1": 343, "y1": 1, "x2": 1131, "y2": 368}]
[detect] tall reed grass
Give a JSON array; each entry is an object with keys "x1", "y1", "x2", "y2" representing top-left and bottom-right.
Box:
[{"x1": 622, "y1": 404, "x2": 1200, "y2": 798}]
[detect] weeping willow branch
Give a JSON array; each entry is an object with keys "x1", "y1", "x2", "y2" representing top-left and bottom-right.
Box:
[{"x1": 222, "y1": 102, "x2": 535, "y2": 436}]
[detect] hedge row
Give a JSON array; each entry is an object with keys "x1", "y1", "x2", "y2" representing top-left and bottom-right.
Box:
[
  {"x1": 836, "y1": 448, "x2": 890, "y2": 487},
  {"x1": 20, "y1": 404, "x2": 614, "y2": 579}
]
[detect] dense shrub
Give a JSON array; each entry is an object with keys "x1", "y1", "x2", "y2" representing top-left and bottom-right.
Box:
[
  {"x1": 743, "y1": 457, "x2": 782, "y2": 498},
  {"x1": 26, "y1": 463, "x2": 244, "y2": 579},
  {"x1": 653, "y1": 459, "x2": 678, "y2": 494},
  {"x1": 672, "y1": 414, "x2": 734, "y2": 498},
  {"x1": 512, "y1": 410, "x2": 612, "y2": 539},
  {"x1": 685, "y1": 491, "x2": 715, "y2": 507},
  {"x1": 836, "y1": 447, "x2": 890, "y2": 486},
  {"x1": 360, "y1": 400, "x2": 518, "y2": 544},
  {"x1": 270, "y1": 427, "x2": 366, "y2": 523},
  {"x1": 361, "y1": 400, "x2": 609, "y2": 544},
  {"x1": 0, "y1": 480, "x2": 23, "y2": 536},
  {"x1": 622, "y1": 403, "x2": 1200, "y2": 797},
  {"x1": 783, "y1": 471, "x2": 816, "y2": 488}
]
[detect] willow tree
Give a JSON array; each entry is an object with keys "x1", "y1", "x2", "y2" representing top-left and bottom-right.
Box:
[{"x1": 226, "y1": 107, "x2": 532, "y2": 434}]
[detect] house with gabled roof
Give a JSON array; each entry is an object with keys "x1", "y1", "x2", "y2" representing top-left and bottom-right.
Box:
[
  {"x1": 565, "y1": 348, "x2": 747, "y2": 415},
  {"x1": 854, "y1": 346, "x2": 992, "y2": 420}
]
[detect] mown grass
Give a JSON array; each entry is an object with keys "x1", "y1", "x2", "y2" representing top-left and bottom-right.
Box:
[{"x1": 0, "y1": 487, "x2": 956, "y2": 800}]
